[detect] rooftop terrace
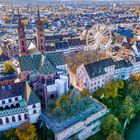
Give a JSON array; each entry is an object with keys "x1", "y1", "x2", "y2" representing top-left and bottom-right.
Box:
[{"x1": 41, "y1": 94, "x2": 106, "y2": 133}]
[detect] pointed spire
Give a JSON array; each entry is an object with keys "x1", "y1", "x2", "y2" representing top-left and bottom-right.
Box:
[
  {"x1": 17, "y1": 8, "x2": 21, "y2": 24},
  {"x1": 37, "y1": 5, "x2": 40, "y2": 21}
]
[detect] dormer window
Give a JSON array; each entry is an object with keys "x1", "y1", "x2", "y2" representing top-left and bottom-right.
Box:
[
  {"x1": 8, "y1": 85, "x2": 12, "y2": 90},
  {"x1": 15, "y1": 97, "x2": 18, "y2": 101},
  {"x1": 9, "y1": 99, "x2": 12, "y2": 103},
  {"x1": 2, "y1": 100, "x2": 5, "y2": 104},
  {"x1": 2, "y1": 86, "x2": 5, "y2": 91}
]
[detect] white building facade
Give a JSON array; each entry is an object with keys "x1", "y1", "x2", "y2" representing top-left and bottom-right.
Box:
[
  {"x1": 76, "y1": 57, "x2": 140, "y2": 92},
  {"x1": 0, "y1": 82, "x2": 41, "y2": 131}
]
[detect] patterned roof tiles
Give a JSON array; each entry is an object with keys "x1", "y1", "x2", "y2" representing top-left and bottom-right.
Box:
[{"x1": 19, "y1": 51, "x2": 65, "y2": 75}]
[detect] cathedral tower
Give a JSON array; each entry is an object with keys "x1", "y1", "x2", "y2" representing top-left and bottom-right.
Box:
[
  {"x1": 36, "y1": 7, "x2": 45, "y2": 53},
  {"x1": 17, "y1": 8, "x2": 28, "y2": 56}
]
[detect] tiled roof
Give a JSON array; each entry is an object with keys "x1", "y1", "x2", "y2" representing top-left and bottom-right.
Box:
[
  {"x1": 0, "y1": 53, "x2": 9, "y2": 62},
  {"x1": 113, "y1": 26, "x2": 134, "y2": 38},
  {"x1": 0, "y1": 82, "x2": 25, "y2": 100},
  {"x1": 84, "y1": 58, "x2": 114, "y2": 79},
  {"x1": 24, "y1": 82, "x2": 40, "y2": 106},
  {"x1": 55, "y1": 41, "x2": 69, "y2": 50},
  {"x1": 26, "y1": 91, "x2": 40, "y2": 106},
  {"x1": 45, "y1": 52, "x2": 64, "y2": 67},
  {"x1": 115, "y1": 59, "x2": 133, "y2": 69},
  {"x1": 68, "y1": 39, "x2": 86, "y2": 46},
  {"x1": 19, "y1": 51, "x2": 64, "y2": 75},
  {"x1": 0, "y1": 107, "x2": 28, "y2": 117},
  {"x1": 39, "y1": 58, "x2": 56, "y2": 75},
  {"x1": 19, "y1": 54, "x2": 42, "y2": 72}
]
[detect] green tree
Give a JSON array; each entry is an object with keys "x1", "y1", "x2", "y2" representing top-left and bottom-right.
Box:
[
  {"x1": 107, "y1": 131, "x2": 124, "y2": 140},
  {"x1": 95, "y1": 80, "x2": 124, "y2": 100},
  {"x1": 101, "y1": 114, "x2": 120, "y2": 136},
  {"x1": 15, "y1": 122, "x2": 37, "y2": 140},
  {"x1": 3, "y1": 61, "x2": 15, "y2": 74},
  {"x1": 47, "y1": 129, "x2": 55, "y2": 140},
  {"x1": 119, "y1": 96, "x2": 135, "y2": 121}
]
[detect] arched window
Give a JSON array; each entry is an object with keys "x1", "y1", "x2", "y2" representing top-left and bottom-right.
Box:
[
  {"x1": 0, "y1": 119, "x2": 3, "y2": 125},
  {"x1": 9, "y1": 99, "x2": 12, "y2": 103},
  {"x1": 22, "y1": 47, "x2": 25, "y2": 52},
  {"x1": 12, "y1": 116, "x2": 16, "y2": 122},
  {"x1": 6, "y1": 117, "x2": 9, "y2": 123},
  {"x1": 24, "y1": 114, "x2": 28, "y2": 120},
  {"x1": 50, "y1": 94, "x2": 55, "y2": 100},
  {"x1": 33, "y1": 110, "x2": 36, "y2": 114},
  {"x1": 18, "y1": 115, "x2": 21, "y2": 121},
  {"x1": 15, "y1": 97, "x2": 18, "y2": 101},
  {"x1": 22, "y1": 40, "x2": 24, "y2": 46},
  {"x1": 41, "y1": 39, "x2": 43, "y2": 43},
  {"x1": 33, "y1": 104, "x2": 36, "y2": 108}
]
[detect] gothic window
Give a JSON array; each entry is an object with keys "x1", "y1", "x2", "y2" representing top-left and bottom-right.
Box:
[
  {"x1": 24, "y1": 114, "x2": 28, "y2": 120},
  {"x1": 22, "y1": 47, "x2": 25, "y2": 52},
  {"x1": 18, "y1": 115, "x2": 21, "y2": 121},
  {"x1": 6, "y1": 117, "x2": 9, "y2": 123},
  {"x1": 33, "y1": 110, "x2": 37, "y2": 114},
  {"x1": 0, "y1": 119, "x2": 3, "y2": 125},
  {"x1": 22, "y1": 40, "x2": 24, "y2": 46},
  {"x1": 12, "y1": 116, "x2": 16, "y2": 122},
  {"x1": 41, "y1": 39, "x2": 43, "y2": 43}
]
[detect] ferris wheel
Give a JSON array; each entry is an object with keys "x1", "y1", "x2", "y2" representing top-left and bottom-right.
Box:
[{"x1": 86, "y1": 25, "x2": 113, "y2": 51}]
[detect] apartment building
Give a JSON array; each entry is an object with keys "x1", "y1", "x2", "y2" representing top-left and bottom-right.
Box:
[{"x1": 76, "y1": 57, "x2": 140, "y2": 92}]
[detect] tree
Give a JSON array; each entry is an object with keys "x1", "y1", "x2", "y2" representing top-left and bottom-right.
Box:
[
  {"x1": 107, "y1": 131, "x2": 124, "y2": 140},
  {"x1": 3, "y1": 61, "x2": 15, "y2": 74},
  {"x1": 119, "y1": 96, "x2": 135, "y2": 121},
  {"x1": 15, "y1": 122, "x2": 37, "y2": 140},
  {"x1": 47, "y1": 129, "x2": 55, "y2": 140},
  {"x1": 95, "y1": 80, "x2": 124, "y2": 100},
  {"x1": 4, "y1": 129, "x2": 18, "y2": 140},
  {"x1": 101, "y1": 114, "x2": 120, "y2": 136},
  {"x1": 81, "y1": 89, "x2": 91, "y2": 97}
]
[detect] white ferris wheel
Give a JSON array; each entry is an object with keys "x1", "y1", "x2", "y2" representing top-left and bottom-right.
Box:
[{"x1": 86, "y1": 25, "x2": 113, "y2": 51}]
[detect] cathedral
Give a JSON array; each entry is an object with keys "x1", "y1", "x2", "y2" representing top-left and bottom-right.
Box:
[{"x1": 17, "y1": 7, "x2": 45, "y2": 56}]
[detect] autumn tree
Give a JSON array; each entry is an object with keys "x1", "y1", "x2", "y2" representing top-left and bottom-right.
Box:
[
  {"x1": 4, "y1": 129, "x2": 18, "y2": 140},
  {"x1": 81, "y1": 89, "x2": 91, "y2": 97},
  {"x1": 15, "y1": 122, "x2": 37, "y2": 140},
  {"x1": 107, "y1": 131, "x2": 124, "y2": 140},
  {"x1": 101, "y1": 114, "x2": 121, "y2": 136},
  {"x1": 3, "y1": 61, "x2": 15, "y2": 74}
]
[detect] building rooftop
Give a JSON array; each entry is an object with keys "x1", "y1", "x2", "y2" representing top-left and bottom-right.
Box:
[
  {"x1": 41, "y1": 95, "x2": 106, "y2": 133},
  {"x1": 0, "y1": 82, "x2": 25, "y2": 100},
  {"x1": 84, "y1": 58, "x2": 114, "y2": 79},
  {"x1": 19, "y1": 51, "x2": 65, "y2": 75},
  {"x1": 0, "y1": 106, "x2": 28, "y2": 117},
  {"x1": 115, "y1": 59, "x2": 133, "y2": 69}
]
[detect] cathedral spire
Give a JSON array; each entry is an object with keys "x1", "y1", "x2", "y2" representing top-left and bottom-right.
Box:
[
  {"x1": 36, "y1": 6, "x2": 45, "y2": 53},
  {"x1": 37, "y1": 5, "x2": 40, "y2": 22},
  {"x1": 17, "y1": 8, "x2": 28, "y2": 56},
  {"x1": 17, "y1": 8, "x2": 21, "y2": 25}
]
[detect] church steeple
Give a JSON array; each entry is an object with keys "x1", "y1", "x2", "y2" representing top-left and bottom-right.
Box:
[
  {"x1": 36, "y1": 6, "x2": 45, "y2": 53},
  {"x1": 17, "y1": 8, "x2": 28, "y2": 56}
]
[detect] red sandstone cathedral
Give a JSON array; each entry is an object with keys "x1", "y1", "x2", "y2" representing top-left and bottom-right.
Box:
[{"x1": 17, "y1": 7, "x2": 45, "y2": 56}]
